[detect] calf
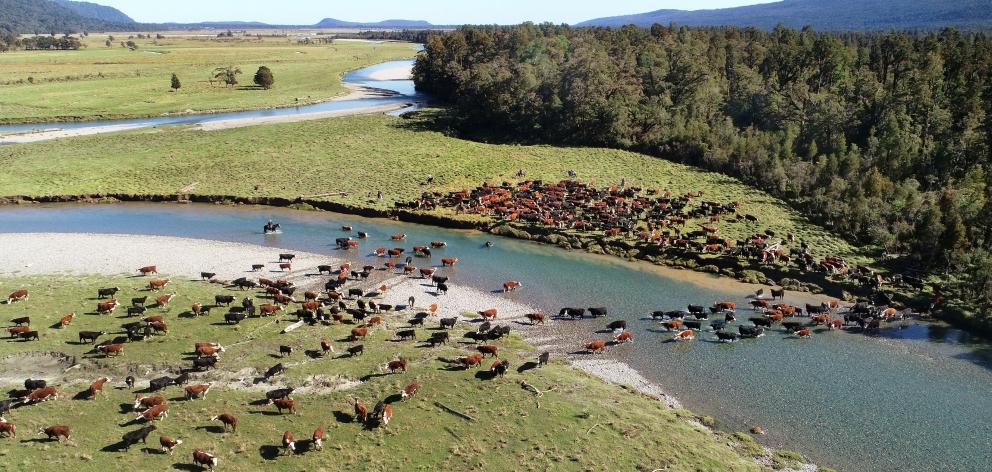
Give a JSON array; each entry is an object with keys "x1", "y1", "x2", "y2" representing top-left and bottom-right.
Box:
[
  {"x1": 87, "y1": 377, "x2": 110, "y2": 399},
  {"x1": 97, "y1": 287, "x2": 120, "y2": 299},
  {"x1": 97, "y1": 343, "x2": 125, "y2": 357},
  {"x1": 173, "y1": 372, "x2": 190, "y2": 386},
  {"x1": 210, "y1": 413, "x2": 237, "y2": 432},
  {"x1": 491, "y1": 360, "x2": 510, "y2": 377},
  {"x1": 401, "y1": 380, "x2": 420, "y2": 399},
  {"x1": 353, "y1": 398, "x2": 369, "y2": 423},
  {"x1": 136, "y1": 403, "x2": 168, "y2": 422},
  {"x1": 125, "y1": 376, "x2": 135, "y2": 388},
  {"x1": 312, "y1": 426, "x2": 325, "y2": 451},
  {"x1": 192, "y1": 449, "x2": 218, "y2": 469},
  {"x1": 120, "y1": 425, "x2": 157, "y2": 451},
  {"x1": 279, "y1": 345, "x2": 294, "y2": 357},
  {"x1": 160, "y1": 435, "x2": 183, "y2": 455},
  {"x1": 40, "y1": 425, "x2": 70, "y2": 441},
  {"x1": 270, "y1": 398, "x2": 297, "y2": 415},
  {"x1": 185, "y1": 383, "x2": 213, "y2": 400},
  {"x1": 0, "y1": 421, "x2": 15, "y2": 438},
  {"x1": 5, "y1": 289, "x2": 28, "y2": 304},
  {"x1": 374, "y1": 402, "x2": 393, "y2": 427},
  {"x1": 320, "y1": 339, "x2": 334, "y2": 356},
  {"x1": 347, "y1": 345, "x2": 364, "y2": 356},
  {"x1": 538, "y1": 351, "x2": 550, "y2": 367},
  {"x1": 58, "y1": 313, "x2": 75, "y2": 328},
  {"x1": 282, "y1": 431, "x2": 296, "y2": 455}
]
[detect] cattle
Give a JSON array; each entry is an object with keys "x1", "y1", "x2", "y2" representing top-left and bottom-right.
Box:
[
  {"x1": 371, "y1": 401, "x2": 393, "y2": 427},
  {"x1": 278, "y1": 253, "x2": 296, "y2": 262},
  {"x1": 147, "y1": 279, "x2": 170, "y2": 290},
  {"x1": 588, "y1": 307, "x2": 608, "y2": 318},
  {"x1": 278, "y1": 345, "x2": 294, "y2": 357},
  {"x1": 125, "y1": 376, "x2": 135, "y2": 388},
  {"x1": 538, "y1": 352, "x2": 551, "y2": 367},
  {"x1": 716, "y1": 330, "x2": 739, "y2": 342},
  {"x1": 192, "y1": 303, "x2": 210, "y2": 317},
  {"x1": 7, "y1": 326, "x2": 29, "y2": 338},
  {"x1": 673, "y1": 329, "x2": 695, "y2": 341},
  {"x1": 192, "y1": 449, "x2": 218, "y2": 469},
  {"x1": 750, "y1": 317, "x2": 773, "y2": 328},
  {"x1": 614, "y1": 331, "x2": 634, "y2": 343},
  {"x1": 387, "y1": 358, "x2": 408, "y2": 373},
  {"x1": 739, "y1": 325, "x2": 765, "y2": 338},
  {"x1": 160, "y1": 435, "x2": 183, "y2": 455},
  {"x1": 428, "y1": 332, "x2": 449, "y2": 347},
  {"x1": 770, "y1": 288, "x2": 785, "y2": 300},
  {"x1": 459, "y1": 353, "x2": 484, "y2": 368},
  {"x1": 193, "y1": 356, "x2": 218, "y2": 371},
  {"x1": 133, "y1": 395, "x2": 165, "y2": 412},
  {"x1": 138, "y1": 265, "x2": 158, "y2": 276},
  {"x1": 278, "y1": 263, "x2": 292, "y2": 272},
  {"x1": 97, "y1": 299, "x2": 120, "y2": 315},
  {"x1": 503, "y1": 280, "x2": 523, "y2": 292},
  {"x1": 40, "y1": 425, "x2": 70, "y2": 441},
  {"x1": 224, "y1": 312, "x2": 247, "y2": 324},
  {"x1": 143, "y1": 315, "x2": 165, "y2": 324},
  {"x1": 431, "y1": 275, "x2": 449, "y2": 287},
  {"x1": 264, "y1": 363, "x2": 285, "y2": 379},
  {"x1": 127, "y1": 306, "x2": 146, "y2": 317},
  {"x1": 523, "y1": 312, "x2": 546, "y2": 325},
  {"x1": 401, "y1": 380, "x2": 420, "y2": 400},
  {"x1": 782, "y1": 321, "x2": 804, "y2": 332},
  {"x1": 185, "y1": 384, "x2": 213, "y2": 400},
  {"x1": 559, "y1": 307, "x2": 585, "y2": 319},
  {"x1": 312, "y1": 426, "x2": 325, "y2": 451},
  {"x1": 663, "y1": 320, "x2": 683, "y2": 331},
  {"x1": 87, "y1": 377, "x2": 110, "y2": 399},
  {"x1": 198, "y1": 272, "x2": 217, "y2": 281},
  {"x1": 477, "y1": 345, "x2": 499, "y2": 358},
  {"x1": 131, "y1": 296, "x2": 148, "y2": 307},
  {"x1": 18, "y1": 330, "x2": 39, "y2": 341},
  {"x1": 148, "y1": 376, "x2": 174, "y2": 392},
  {"x1": 97, "y1": 287, "x2": 120, "y2": 299},
  {"x1": 169, "y1": 373, "x2": 189, "y2": 387},
  {"x1": 794, "y1": 327, "x2": 812, "y2": 338},
  {"x1": 155, "y1": 293, "x2": 175, "y2": 307},
  {"x1": 606, "y1": 320, "x2": 626, "y2": 331},
  {"x1": 351, "y1": 327, "x2": 369, "y2": 341},
  {"x1": 97, "y1": 343, "x2": 125, "y2": 357},
  {"x1": 714, "y1": 301, "x2": 736, "y2": 312},
  {"x1": 319, "y1": 339, "x2": 334, "y2": 356},
  {"x1": 136, "y1": 403, "x2": 168, "y2": 422},
  {"x1": 396, "y1": 329, "x2": 417, "y2": 341},
  {"x1": 233, "y1": 278, "x2": 257, "y2": 290},
  {"x1": 491, "y1": 360, "x2": 510, "y2": 377},
  {"x1": 211, "y1": 413, "x2": 238, "y2": 432},
  {"x1": 478, "y1": 309, "x2": 497, "y2": 321},
  {"x1": 24, "y1": 379, "x2": 46, "y2": 390},
  {"x1": 829, "y1": 319, "x2": 844, "y2": 330},
  {"x1": 8, "y1": 316, "x2": 29, "y2": 326},
  {"x1": 585, "y1": 340, "x2": 607, "y2": 353},
  {"x1": 353, "y1": 398, "x2": 369, "y2": 423},
  {"x1": 751, "y1": 300, "x2": 770, "y2": 310},
  {"x1": 215, "y1": 295, "x2": 235, "y2": 306},
  {"x1": 270, "y1": 398, "x2": 297, "y2": 415},
  {"x1": 5, "y1": 289, "x2": 28, "y2": 304},
  {"x1": 120, "y1": 425, "x2": 157, "y2": 451},
  {"x1": 0, "y1": 421, "x2": 14, "y2": 438},
  {"x1": 251, "y1": 264, "x2": 265, "y2": 272},
  {"x1": 149, "y1": 321, "x2": 168, "y2": 335},
  {"x1": 436, "y1": 283, "x2": 449, "y2": 295},
  {"x1": 347, "y1": 345, "x2": 364, "y2": 356},
  {"x1": 265, "y1": 388, "x2": 294, "y2": 401}
]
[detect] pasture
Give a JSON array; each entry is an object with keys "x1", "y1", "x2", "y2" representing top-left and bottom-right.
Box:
[
  {"x1": 0, "y1": 274, "x2": 774, "y2": 471},
  {"x1": 0, "y1": 35, "x2": 416, "y2": 123},
  {"x1": 0, "y1": 111, "x2": 870, "y2": 267}
]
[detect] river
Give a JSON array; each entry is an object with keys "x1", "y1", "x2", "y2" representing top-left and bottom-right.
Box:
[{"x1": 1, "y1": 202, "x2": 990, "y2": 472}]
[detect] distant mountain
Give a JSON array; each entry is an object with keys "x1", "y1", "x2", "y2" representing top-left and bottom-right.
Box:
[
  {"x1": 578, "y1": 0, "x2": 992, "y2": 31},
  {"x1": 315, "y1": 18, "x2": 433, "y2": 28},
  {"x1": 55, "y1": 0, "x2": 134, "y2": 24},
  {"x1": 0, "y1": 0, "x2": 135, "y2": 33}
]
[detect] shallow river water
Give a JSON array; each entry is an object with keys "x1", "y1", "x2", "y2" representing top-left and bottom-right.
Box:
[{"x1": 2, "y1": 203, "x2": 991, "y2": 471}]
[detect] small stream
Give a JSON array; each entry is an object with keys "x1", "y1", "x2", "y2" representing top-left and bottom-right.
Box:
[{"x1": 1, "y1": 203, "x2": 990, "y2": 472}]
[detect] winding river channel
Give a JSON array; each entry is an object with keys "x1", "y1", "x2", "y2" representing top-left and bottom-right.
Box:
[{"x1": 1, "y1": 203, "x2": 990, "y2": 472}]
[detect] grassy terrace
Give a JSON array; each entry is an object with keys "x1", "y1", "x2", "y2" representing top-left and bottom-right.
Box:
[
  {"x1": 0, "y1": 111, "x2": 870, "y2": 267},
  {"x1": 0, "y1": 275, "x2": 775, "y2": 471},
  {"x1": 0, "y1": 36, "x2": 416, "y2": 123}
]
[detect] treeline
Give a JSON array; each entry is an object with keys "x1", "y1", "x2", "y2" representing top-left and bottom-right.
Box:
[
  {"x1": 0, "y1": 32, "x2": 82, "y2": 51},
  {"x1": 414, "y1": 24, "x2": 992, "y2": 314},
  {"x1": 339, "y1": 30, "x2": 434, "y2": 44}
]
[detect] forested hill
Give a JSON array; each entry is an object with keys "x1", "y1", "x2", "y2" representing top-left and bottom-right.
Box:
[
  {"x1": 578, "y1": 0, "x2": 992, "y2": 31},
  {"x1": 0, "y1": 0, "x2": 135, "y2": 33},
  {"x1": 414, "y1": 24, "x2": 992, "y2": 319}
]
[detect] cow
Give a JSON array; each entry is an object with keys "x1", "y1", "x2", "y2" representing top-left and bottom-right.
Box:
[
  {"x1": 192, "y1": 449, "x2": 218, "y2": 469},
  {"x1": 125, "y1": 376, "x2": 135, "y2": 388},
  {"x1": 97, "y1": 343, "x2": 125, "y2": 357},
  {"x1": 538, "y1": 352, "x2": 550, "y2": 367},
  {"x1": 428, "y1": 332, "x2": 449, "y2": 347},
  {"x1": 716, "y1": 330, "x2": 739, "y2": 342},
  {"x1": 319, "y1": 339, "x2": 334, "y2": 356},
  {"x1": 138, "y1": 266, "x2": 158, "y2": 276},
  {"x1": 265, "y1": 388, "x2": 294, "y2": 401},
  {"x1": 148, "y1": 376, "x2": 174, "y2": 392},
  {"x1": 209, "y1": 413, "x2": 240, "y2": 435},
  {"x1": 559, "y1": 307, "x2": 585, "y2": 319},
  {"x1": 136, "y1": 403, "x2": 168, "y2": 422},
  {"x1": 215, "y1": 295, "x2": 235, "y2": 306},
  {"x1": 401, "y1": 380, "x2": 420, "y2": 400},
  {"x1": 829, "y1": 319, "x2": 844, "y2": 330},
  {"x1": 251, "y1": 264, "x2": 265, "y2": 272},
  {"x1": 7, "y1": 326, "x2": 29, "y2": 338},
  {"x1": 279, "y1": 253, "x2": 296, "y2": 262},
  {"x1": 147, "y1": 279, "x2": 170, "y2": 290},
  {"x1": 97, "y1": 299, "x2": 120, "y2": 315},
  {"x1": 131, "y1": 296, "x2": 148, "y2": 307},
  {"x1": 739, "y1": 325, "x2": 765, "y2": 338},
  {"x1": 260, "y1": 304, "x2": 282, "y2": 316},
  {"x1": 673, "y1": 329, "x2": 695, "y2": 341},
  {"x1": 441, "y1": 258, "x2": 459, "y2": 267},
  {"x1": 18, "y1": 330, "x2": 39, "y2": 341},
  {"x1": 97, "y1": 287, "x2": 120, "y2": 299},
  {"x1": 200, "y1": 272, "x2": 217, "y2": 281},
  {"x1": 347, "y1": 345, "x2": 364, "y2": 356},
  {"x1": 279, "y1": 345, "x2": 294, "y2": 357},
  {"x1": 24, "y1": 379, "x2": 46, "y2": 390},
  {"x1": 143, "y1": 315, "x2": 165, "y2": 324},
  {"x1": 458, "y1": 353, "x2": 485, "y2": 368},
  {"x1": 270, "y1": 398, "x2": 297, "y2": 415},
  {"x1": 10, "y1": 316, "x2": 29, "y2": 326},
  {"x1": 39, "y1": 425, "x2": 70, "y2": 441},
  {"x1": 396, "y1": 329, "x2": 417, "y2": 341},
  {"x1": 371, "y1": 401, "x2": 393, "y2": 427},
  {"x1": 279, "y1": 263, "x2": 292, "y2": 272},
  {"x1": 87, "y1": 377, "x2": 110, "y2": 399},
  {"x1": 770, "y1": 288, "x2": 785, "y2": 300},
  {"x1": 149, "y1": 321, "x2": 168, "y2": 335},
  {"x1": 224, "y1": 312, "x2": 247, "y2": 324},
  {"x1": 351, "y1": 327, "x2": 369, "y2": 341},
  {"x1": 353, "y1": 398, "x2": 369, "y2": 423},
  {"x1": 585, "y1": 340, "x2": 607, "y2": 353},
  {"x1": 0, "y1": 421, "x2": 14, "y2": 438},
  {"x1": 477, "y1": 345, "x2": 499, "y2": 358},
  {"x1": 127, "y1": 306, "x2": 146, "y2": 317},
  {"x1": 478, "y1": 309, "x2": 498, "y2": 321},
  {"x1": 387, "y1": 358, "x2": 408, "y2": 373},
  {"x1": 713, "y1": 301, "x2": 736, "y2": 312},
  {"x1": 522, "y1": 312, "x2": 546, "y2": 325},
  {"x1": 491, "y1": 360, "x2": 510, "y2": 377},
  {"x1": 751, "y1": 300, "x2": 770, "y2": 310},
  {"x1": 431, "y1": 275, "x2": 449, "y2": 287},
  {"x1": 185, "y1": 384, "x2": 212, "y2": 400},
  {"x1": 5, "y1": 289, "x2": 28, "y2": 304},
  {"x1": 264, "y1": 363, "x2": 285, "y2": 379},
  {"x1": 503, "y1": 280, "x2": 522, "y2": 292},
  {"x1": 614, "y1": 331, "x2": 634, "y2": 343},
  {"x1": 155, "y1": 293, "x2": 175, "y2": 307},
  {"x1": 160, "y1": 435, "x2": 183, "y2": 455},
  {"x1": 120, "y1": 425, "x2": 157, "y2": 451},
  {"x1": 193, "y1": 356, "x2": 218, "y2": 371},
  {"x1": 436, "y1": 283, "x2": 449, "y2": 295},
  {"x1": 606, "y1": 320, "x2": 626, "y2": 331}
]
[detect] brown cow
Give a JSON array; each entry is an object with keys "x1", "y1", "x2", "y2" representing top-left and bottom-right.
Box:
[
  {"x1": 185, "y1": 384, "x2": 212, "y2": 400},
  {"x1": 795, "y1": 327, "x2": 812, "y2": 338},
  {"x1": 196, "y1": 345, "x2": 224, "y2": 358},
  {"x1": 5, "y1": 289, "x2": 28, "y2": 304},
  {"x1": 714, "y1": 301, "x2": 736, "y2": 311},
  {"x1": 614, "y1": 331, "x2": 634, "y2": 343},
  {"x1": 40, "y1": 425, "x2": 70, "y2": 441},
  {"x1": 502, "y1": 280, "x2": 522, "y2": 292},
  {"x1": 136, "y1": 403, "x2": 168, "y2": 422},
  {"x1": 22, "y1": 386, "x2": 57, "y2": 404},
  {"x1": 320, "y1": 339, "x2": 334, "y2": 355},
  {"x1": 585, "y1": 340, "x2": 607, "y2": 353},
  {"x1": 441, "y1": 258, "x2": 459, "y2": 267},
  {"x1": 673, "y1": 329, "x2": 695, "y2": 341},
  {"x1": 279, "y1": 263, "x2": 292, "y2": 271},
  {"x1": 148, "y1": 321, "x2": 168, "y2": 335},
  {"x1": 477, "y1": 345, "x2": 499, "y2": 358},
  {"x1": 750, "y1": 299, "x2": 770, "y2": 310},
  {"x1": 58, "y1": 312, "x2": 75, "y2": 328},
  {"x1": 260, "y1": 304, "x2": 282, "y2": 316},
  {"x1": 143, "y1": 315, "x2": 165, "y2": 324},
  {"x1": 160, "y1": 435, "x2": 183, "y2": 454},
  {"x1": 401, "y1": 380, "x2": 420, "y2": 399},
  {"x1": 311, "y1": 426, "x2": 324, "y2": 451},
  {"x1": 419, "y1": 268, "x2": 436, "y2": 278},
  {"x1": 7, "y1": 326, "x2": 30, "y2": 338},
  {"x1": 525, "y1": 312, "x2": 545, "y2": 325},
  {"x1": 353, "y1": 398, "x2": 369, "y2": 423},
  {"x1": 350, "y1": 326, "x2": 369, "y2": 341},
  {"x1": 192, "y1": 449, "x2": 218, "y2": 469},
  {"x1": 138, "y1": 265, "x2": 158, "y2": 276},
  {"x1": 282, "y1": 431, "x2": 296, "y2": 454},
  {"x1": 380, "y1": 404, "x2": 393, "y2": 426},
  {"x1": 148, "y1": 278, "x2": 170, "y2": 290},
  {"x1": 270, "y1": 398, "x2": 297, "y2": 415},
  {"x1": 210, "y1": 413, "x2": 237, "y2": 432},
  {"x1": 386, "y1": 358, "x2": 408, "y2": 373},
  {"x1": 134, "y1": 395, "x2": 166, "y2": 410},
  {"x1": 156, "y1": 293, "x2": 175, "y2": 307},
  {"x1": 459, "y1": 353, "x2": 484, "y2": 368},
  {"x1": 663, "y1": 320, "x2": 683, "y2": 331},
  {"x1": 478, "y1": 309, "x2": 497, "y2": 320},
  {"x1": 391, "y1": 233, "x2": 406, "y2": 241},
  {"x1": 97, "y1": 299, "x2": 119, "y2": 315},
  {"x1": 87, "y1": 377, "x2": 110, "y2": 399},
  {"x1": 0, "y1": 421, "x2": 15, "y2": 438}
]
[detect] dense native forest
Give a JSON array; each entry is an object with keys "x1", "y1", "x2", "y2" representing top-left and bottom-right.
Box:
[{"x1": 414, "y1": 24, "x2": 992, "y2": 316}]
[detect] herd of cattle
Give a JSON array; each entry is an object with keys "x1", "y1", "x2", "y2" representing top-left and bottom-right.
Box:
[
  {"x1": 404, "y1": 179, "x2": 928, "y2": 292},
  {"x1": 0, "y1": 233, "x2": 561, "y2": 469}
]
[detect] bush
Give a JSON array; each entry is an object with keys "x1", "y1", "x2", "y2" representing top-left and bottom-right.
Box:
[{"x1": 253, "y1": 66, "x2": 274, "y2": 89}]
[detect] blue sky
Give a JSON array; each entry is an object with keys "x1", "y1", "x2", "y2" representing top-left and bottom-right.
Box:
[{"x1": 95, "y1": 1, "x2": 778, "y2": 25}]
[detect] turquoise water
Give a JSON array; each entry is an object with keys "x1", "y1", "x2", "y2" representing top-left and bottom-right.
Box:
[{"x1": 1, "y1": 203, "x2": 990, "y2": 471}]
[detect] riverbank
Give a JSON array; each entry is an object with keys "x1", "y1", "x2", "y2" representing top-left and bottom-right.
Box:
[{"x1": 0, "y1": 232, "x2": 811, "y2": 470}]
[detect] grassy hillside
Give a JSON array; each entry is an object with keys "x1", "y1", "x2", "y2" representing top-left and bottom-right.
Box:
[
  {"x1": 0, "y1": 111, "x2": 869, "y2": 266},
  {"x1": 0, "y1": 0, "x2": 133, "y2": 34},
  {"x1": 0, "y1": 275, "x2": 771, "y2": 471},
  {"x1": 0, "y1": 36, "x2": 416, "y2": 123}
]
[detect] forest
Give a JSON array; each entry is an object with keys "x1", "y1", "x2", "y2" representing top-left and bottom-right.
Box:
[{"x1": 414, "y1": 23, "x2": 992, "y2": 319}]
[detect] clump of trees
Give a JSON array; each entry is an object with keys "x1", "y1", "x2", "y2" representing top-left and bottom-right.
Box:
[
  {"x1": 253, "y1": 66, "x2": 274, "y2": 89},
  {"x1": 19, "y1": 35, "x2": 82, "y2": 50},
  {"x1": 415, "y1": 24, "x2": 992, "y2": 317}
]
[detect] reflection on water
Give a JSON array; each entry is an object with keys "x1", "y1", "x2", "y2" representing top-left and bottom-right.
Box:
[{"x1": 1, "y1": 202, "x2": 991, "y2": 472}]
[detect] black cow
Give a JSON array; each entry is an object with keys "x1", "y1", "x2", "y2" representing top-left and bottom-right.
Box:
[
  {"x1": 10, "y1": 316, "x2": 29, "y2": 326},
  {"x1": 606, "y1": 320, "x2": 626, "y2": 331},
  {"x1": 127, "y1": 306, "x2": 146, "y2": 317},
  {"x1": 538, "y1": 352, "x2": 550, "y2": 366},
  {"x1": 194, "y1": 356, "x2": 218, "y2": 371},
  {"x1": 650, "y1": 311, "x2": 667, "y2": 320},
  {"x1": 750, "y1": 317, "x2": 773, "y2": 328},
  {"x1": 98, "y1": 287, "x2": 120, "y2": 299},
  {"x1": 588, "y1": 307, "x2": 608, "y2": 318},
  {"x1": 264, "y1": 363, "x2": 285, "y2": 378},
  {"x1": 396, "y1": 329, "x2": 417, "y2": 341},
  {"x1": 24, "y1": 378, "x2": 46, "y2": 390},
  {"x1": 279, "y1": 345, "x2": 293, "y2": 357},
  {"x1": 121, "y1": 425, "x2": 157, "y2": 451},
  {"x1": 431, "y1": 275, "x2": 449, "y2": 287},
  {"x1": 172, "y1": 373, "x2": 190, "y2": 386},
  {"x1": 279, "y1": 254, "x2": 295, "y2": 262},
  {"x1": 347, "y1": 345, "x2": 364, "y2": 357},
  {"x1": 215, "y1": 295, "x2": 235, "y2": 306},
  {"x1": 347, "y1": 288, "x2": 363, "y2": 299},
  {"x1": 318, "y1": 265, "x2": 333, "y2": 275},
  {"x1": 233, "y1": 278, "x2": 257, "y2": 290},
  {"x1": 688, "y1": 304, "x2": 705, "y2": 314},
  {"x1": 131, "y1": 297, "x2": 147, "y2": 307},
  {"x1": 559, "y1": 308, "x2": 585, "y2": 319},
  {"x1": 782, "y1": 321, "x2": 804, "y2": 332},
  {"x1": 19, "y1": 331, "x2": 39, "y2": 341},
  {"x1": 428, "y1": 332, "x2": 449, "y2": 346},
  {"x1": 491, "y1": 360, "x2": 510, "y2": 377},
  {"x1": 125, "y1": 376, "x2": 135, "y2": 388},
  {"x1": 436, "y1": 283, "x2": 449, "y2": 295},
  {"x1": 0, "y1": 399, "x2": 12, "y2": 417},
  {"x1": 439, "y1": 317, "x2": 457, "y2": 329},
  {"x1": 715, "y1": 331, "x2": 739, "y2": 342},
  {"x1": 224, "y1": 312, "x2": 246, "y2": 324},
  {"x1": 149, "y1": 376, "x2": 173, "y2": 391},
  {"x1": 683, "y1": 320, "x2": 702, "y2": 330},
  {"x1": 266, "y1": 388, "x2": 294, "y2": 400},
  {"x1": 79, "y1": 330, "x2": 105, "y2": 344},
  {"x1": 739, "y1": 325, "x2": 765, "y2": 338},
  {"x1": 201, "y1": 272, "x2": 217, "y2": 281}
]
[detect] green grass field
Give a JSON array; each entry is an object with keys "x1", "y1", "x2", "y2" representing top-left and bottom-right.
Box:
[
  {"x1": 0, "y1": 36, "x2": 416, "y2": 123},
  {"x1": 0, "y1": 111, "x2": 870, "y2": 266},
  {"x1": 0, "y1": 275, "x2": 771, "y2": 471}
]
